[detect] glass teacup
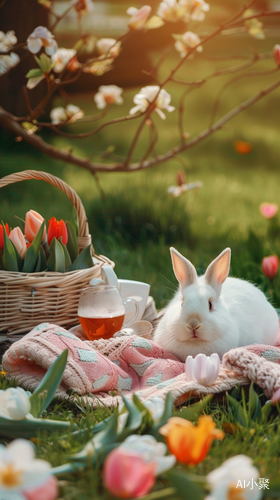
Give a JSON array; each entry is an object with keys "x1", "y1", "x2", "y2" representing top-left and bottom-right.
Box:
[{"x1": 78, "y1": 285, "x2": 139, "y2": 340}]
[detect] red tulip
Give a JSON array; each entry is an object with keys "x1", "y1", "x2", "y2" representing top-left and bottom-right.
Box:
[
  {"x1": 274, "y1": 44, "x2": 280, "y2": 66},
  {"x1": 25, "y1": 210, "x2": 46, "y2": 243},
  {"x1": 48, "y1": 217, "x2": 68, "y2": 246},
  {"x1": 9, "y1": 227, "x2": 27, "y2": 259},
  {"x1": 103, "y1": 448, "x2": 155, "y2": 498},
  {"x1": 261, "y1": 255, "x2": 279, "y2": 279},
  {"x1": 0, "y1": 223, "x2": 10, "y2": 250}
]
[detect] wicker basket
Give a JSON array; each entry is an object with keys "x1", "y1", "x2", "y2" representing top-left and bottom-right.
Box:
[{"x1": 0, "y1": 170, "x2": 114, "y2": 335}]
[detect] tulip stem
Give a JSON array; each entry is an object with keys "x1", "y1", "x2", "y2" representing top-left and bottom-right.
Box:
[{"x1": 142, "y1": 487, "x2": 177, "y2": 500}]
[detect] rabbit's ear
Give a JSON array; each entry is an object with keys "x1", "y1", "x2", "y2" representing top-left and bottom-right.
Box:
[
  {"x1": 170, "y1": 247, "x2": 197, "y2": 290},
  {"x1": 205, "y1": 248, "x2": 231, "y2": 297}
]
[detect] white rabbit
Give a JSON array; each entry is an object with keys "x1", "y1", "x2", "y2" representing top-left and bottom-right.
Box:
[{"x1": 153, "y1": 247, "x2": 279, "y2": 361}]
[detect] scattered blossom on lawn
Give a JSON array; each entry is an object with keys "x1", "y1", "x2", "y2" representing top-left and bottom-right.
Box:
[
  {"x1": 27, "y1": 27, "x2": 58, "y2": 55},
  {"x1": 0, "y1": 32, "x2": 19, "y2": 74},
  {"x1": 0, "y1": 439, "x2": 57, "y2": 500},
  {"x1": 0, "y1": 387, "x2": 32, "y2": 420},
  {"x1": 50, "y1": 104, "x2": 84, "y2": 125},
  {"x1": 94, "y1": 85, "x2": 124, "y2": 109},
  {"x1": 51, "y1": 48, "x2": 77, "y2": 73},
  {"x1": 127, "y1": 5, "x2": 152, "y2": 30},
  {"x1": 96, "y1": 38, "x2": 121, "y2": 57},
  {"x1": 72, "y1": 0, "x2": 94, "y2": 15},
  {"x1": 160, "y1": 415, "x2": 224, "y2": 465},
  {"x1": 259, "y1": 202, "x2": 278, "y2": 219},
  {"x1": 185, "y1": 353, "x2": 220, "y2": 386},
  {"x1": 175, "y1": 31, "x2": 203, "y2": 58},
  {"x1": 9, "y1": 227, "x2": 27, "y2": 260},
  {"x1": 261, "y1": 255, "x2": 279, "y2": 280},
  {"x1": 130, "y1": 85, "x2": 175, "y2": 119},
  {"x1": 274, "y1": 44, "x2": 280, "y2": 66},
  {"x1": 205, "y1": 455, "x2": 262, "y2": 500}
]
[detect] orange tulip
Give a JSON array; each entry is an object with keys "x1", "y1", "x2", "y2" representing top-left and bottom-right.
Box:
[
  {"x1": 0, "y1": 223, "x2": 9, "y2": 250},
  {"x1": 25, "y1": 210, "x2": 46, "y2": 243},
  {"x1": 234, "y1": 140, "x2": 252, "y2": 155},
  {"x1": 159, "y1": 415, "x2": 224, "y2": 466},
  {"x1": 48, "y1": 217, "x2": 68, "y2": 246}
]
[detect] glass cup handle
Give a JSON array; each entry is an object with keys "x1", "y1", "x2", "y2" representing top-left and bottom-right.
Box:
[{"x1": 123, "y1": 298, "x2": 140, "y2": 327}]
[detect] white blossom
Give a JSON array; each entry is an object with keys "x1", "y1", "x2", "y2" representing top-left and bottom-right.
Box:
[
  {"x1": 50, "y1": 104, "x2": 84, "y2": 125},
  {"x1": 27, "y1": 74, "x2": 45, "y2": 89},
  {"x1": 96, "y1": 38, "x2": 121, "y2": 58},
  {"x1": 129, "y1": 85, "x2": 175, "y2": 120},
  {"x1": 157, "y1": 0, "x2": 186, "y2": 22},
  {"x1": 0, "y1": 52, "x2": 20, "y2": 75},
  {"x1": 83, "y1": 57, "x2": 113, "y2": 75},
  {"x1": 27, "y1": 26, "x2": 58, "y2": 56},
  {"x1": 51, "y1": 48, "x2": 77, "y2": 73},
  {"x1": 94, "y1": 85, "x2": 123, "y2": 109},
  {"x1": 0, "y1": 439, "x2": 52, "y2": 496},
  {"x1": 71, "y1": 0, "x2": 94, "y2": 15},
  {"x1": 175, "y1": 31, "x2": 203, "y2": 58},
  {"x1": 119, "y1": 435, "x2": 176, "y2": 475},
  {"x1": 206, "y1": 455, "x2": 262, "y2": 500},
  {"x1": 179, "y1": 0, "x2": 209, "y2": 22},
  {"x1": 185, "y1": 353, "x2": 220, "y2": 386},
  {"x1": 0, "y1": 387, "x2": 32, "y2": 420},
  {"x1": 0, "y1": 30, "x2": 17, "y2": 52},
  {"x1": 0, "y1": 31, "x2": 19, "y2": 75},
  {"x1": 127, "y1": 5, "x2": 152, "y2": 30}
]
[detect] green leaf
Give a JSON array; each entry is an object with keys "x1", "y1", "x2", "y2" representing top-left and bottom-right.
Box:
[
  {"x1": 248, "y1": 383, "x2": 262, "y2": 421},
  {"x1": 175, "y1": 395, "x2": 213, "y2": 422},
  {"x1": 118, "y1": 393, "x2": 143, "y2": 436},
  {"x1": 67, "y1": 244, "x2": 93, "y2": 271},
  {"x1": 70, "y1": 206, "x2": 79, "y2": 236},
  {"x1": 66, "y1": 221, "x2": 79, "y2": 263},
  {"x1": 29, "y1": 349, "x2": 68, "y2": 417},
  {"x1": 2, "y1": 223, "x2": 18, "y2": 272},
  {"x1": 47, "y1": 238, "x2": 66, "y2": 272},
  {"x1": 35, "y1": 53, "x2": 52, "y2": 72},
  {"x1": 22, "y1": 221, "x2": 45, "y2": 273},
  {"x1": 9, "y1": 239, "x2": 23, "y2": 272},
  {"x1": 37, "y1": 245, "x2": 47, "y2": 272},
  {"x1": 226, "y1": 393, "x2": 248, "y2": 427},
  {"x1": 151, "y1": 392, "x2": 173, "y2": 437},
  {"x1": 26, "y1": 68, "x2": 44, "y2": 78},
  {"x1": 168, "y1": 470, "x2": 204, "y2": 500},
  {"x1": 60, "y1": 239, "x2": 72, "y2": 270},
  {"x1": 0, "y1": 415, "x2": 74, "y2": 439}
]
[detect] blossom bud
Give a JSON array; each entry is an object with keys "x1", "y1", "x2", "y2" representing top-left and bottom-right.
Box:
[
  {"x1": 48, "y1": 217, "x2": 68, "y2": 246},
  {"x1": 0, "y1": 223, "x2": 9, "y2": 250},
  {"x1": 127, "y1": 5, "x2": 152, "y2": 30},
  {"x1": 274, "y1": 44, "x2": 280, "y2": 66},
  {"x1": 25, "y1": 210, "x2": 46, "y2": 243},
  {"x1": 261, "y1": 255, "x2": 279, "y2": 279},
  {"x1": 177, "y1": 170, "x2": 186, "y2": 186},
  {"x1": 9, "y1": 227, "x2": 27, "y2": 259}
]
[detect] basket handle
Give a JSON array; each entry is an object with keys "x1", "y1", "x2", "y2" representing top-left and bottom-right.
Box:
[{"x1": 0, "y1": 170, "x2": 92, "y2": 251}]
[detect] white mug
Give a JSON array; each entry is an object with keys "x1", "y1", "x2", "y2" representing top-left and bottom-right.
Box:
[{"x1": 101, "y1": 267, "x2": 150, "y2": 325}]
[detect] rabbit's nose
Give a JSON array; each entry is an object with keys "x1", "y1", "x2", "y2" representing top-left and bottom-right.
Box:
[{"x1": 187, "y1": 321, "x2": 201, "y2": 331}]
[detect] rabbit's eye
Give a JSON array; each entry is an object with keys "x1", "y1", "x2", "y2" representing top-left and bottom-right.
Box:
[{"x1": 209, "y1": 300, "x2": 213, "y2": 311}]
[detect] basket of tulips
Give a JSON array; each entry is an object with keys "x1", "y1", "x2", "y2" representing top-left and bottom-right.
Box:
[{"x1": 0, "y1": 170, "x2": 114, "y2": 335}]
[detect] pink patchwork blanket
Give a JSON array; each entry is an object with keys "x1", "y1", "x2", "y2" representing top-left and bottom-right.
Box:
[{"x1": 3, "y1": 323, "x2": 280, "y2": 407}]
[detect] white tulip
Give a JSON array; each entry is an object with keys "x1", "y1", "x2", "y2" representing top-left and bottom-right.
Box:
[
  {"x1": 206, "y1": 455, "x2": 262, "y2": 500},
  {"x1": 50, "y1": 104, "x2": 84, "y2": 125},
  {"x1": 27, "y1": 26, "x2": 58, "y2": 56},
  {"x1": 0, "y1": 439, "x2": 52, "y2": 495},
  {"x1": 51, "y1": 48, "x2": 77, "y2": 73},
  {"x1": 185, "y1": 353, "x2": 220, "y2": 386},
  {"x1": 119, "y1": 434, "x2": 176, "y2": 475},
  {"x1": 0, "y1": 387, "x2": 31, "y2": 420},
  {"x1": 94, "y1": 85, "x2": 124, "y2": 110},
  {"x1": 130, "y1": 85, "x2": 175, "y2": 120}
]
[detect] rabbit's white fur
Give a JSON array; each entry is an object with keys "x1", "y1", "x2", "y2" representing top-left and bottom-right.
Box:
[{"x1": 153, "y1": 247, "x2": 279, "y2": 361}]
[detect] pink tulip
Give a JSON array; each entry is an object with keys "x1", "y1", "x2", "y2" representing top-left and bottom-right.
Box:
[
  {"x1": 261, "y1": 255, "x2": 279, "y2": 279},
  {"x1": 103, "y1": 448, "x2": 156, "y2": 498},
  {"x1": 127, "y1": 5, "x2": 152, "y2": 30},
  {"x1": 25, "y1": 210, "x2": 46, "y2": 243},
  {"x1": 9, "y1": 227, "x2": 27, "y2": 259},
  {"x1": 274, "y1": 44, "x2": 280, "y2": 66},
  {"x1": 259, "y1": 202, "x2": 278, "y2": 219},
  {"x1": 23, "y1": 476, "x2": 58, "y2": 500}
]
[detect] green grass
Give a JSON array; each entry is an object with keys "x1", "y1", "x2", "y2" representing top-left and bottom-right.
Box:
[{"x1": 1, "y1": 29, "x2": 280, "y2": 498}]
